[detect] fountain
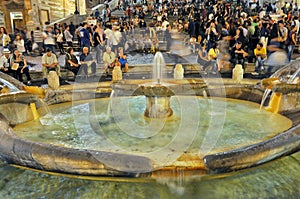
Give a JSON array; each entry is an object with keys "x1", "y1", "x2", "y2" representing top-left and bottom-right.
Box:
[
  {"x1": 0, "y1": 51, "x2": 299, "y2": 197},
  {"x1": 110, "y1": 52, "x2": 207, "y2": 119},
  {"x1": 261, "y1": 60, "x2": 300, "y2": 113}
]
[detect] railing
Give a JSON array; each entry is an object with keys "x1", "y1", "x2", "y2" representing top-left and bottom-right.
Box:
[{"x1": 91, "y1": 0, "x2": 119, "y2": 15}]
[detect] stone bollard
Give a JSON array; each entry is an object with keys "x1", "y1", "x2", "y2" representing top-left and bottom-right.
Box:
[
  {"x1": 174, "y1": 64, "x2": 184, "y2": 79},
  {"x1": 112, "y1": 66, "x2": 122, "y2": 81},
  {"x1": 232, "y1": 64, "x2": 244, "y2": 83},
  {"x1": 48, "y1": 71, "x2": 60, "y2": 90}
]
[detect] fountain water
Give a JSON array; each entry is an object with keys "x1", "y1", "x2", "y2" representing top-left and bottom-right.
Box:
[
  {"x1": 111, "y1": 52, "x2": 207, "y2": 119},
  {"x1": 153, "y1": 52, "x2": 166, "y2": 84},
  {"x1": 261, "y1": 60, "x2": 300, "y2": 112}
]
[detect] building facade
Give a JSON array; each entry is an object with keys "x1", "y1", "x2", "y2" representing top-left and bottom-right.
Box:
[{"x1": 0, "y1": 0, "x2": 102, "y2": 33}]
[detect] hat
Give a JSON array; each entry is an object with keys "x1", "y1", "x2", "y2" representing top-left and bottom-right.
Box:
[{"x1": 2, "y1": 49, "x2": 10, "y2": 54}]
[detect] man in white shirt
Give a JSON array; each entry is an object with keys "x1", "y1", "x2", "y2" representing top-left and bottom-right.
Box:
[
  {"x1": 42, "y1": 26, "x2": 56, "y2": 55},
  {"x1": 42, "y1": 48, "x2": 61, "y2": 81},
  {"x1": 103, "y1": 46, "x2": 116, "y2": 73},
  {"x1": 0, "y1": 48, "x2": 13, "y2": 76},
  {"x1": 110, "y1": 25, "x2": 122, "y2": 54},
  {"x1": 33, "y1": 27, "x2": 44, "y2": 56}
]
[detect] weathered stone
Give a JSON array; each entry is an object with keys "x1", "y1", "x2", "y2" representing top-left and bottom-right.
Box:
[
  {"x1": 112, "y1": 66, "x2": 122, "y2": 82},
  {"x1": 174, "y1": 64, "x2": 184, "y2": 79},
  {"x1": 47, "y1": 71, "x2": 60, "y2": 90},
  {"x1": 232, "y1": 64, "x2": 244, "y2": 83}
]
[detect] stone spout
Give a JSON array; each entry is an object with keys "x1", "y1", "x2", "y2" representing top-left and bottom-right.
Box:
[{"x1": 144, "y1": 96, "x2": 173, "y2": 118}]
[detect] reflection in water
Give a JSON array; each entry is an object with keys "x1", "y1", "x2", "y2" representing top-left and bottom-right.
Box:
[{"x1": 0, "y1": 151, "x2": 299, "y2": 198}]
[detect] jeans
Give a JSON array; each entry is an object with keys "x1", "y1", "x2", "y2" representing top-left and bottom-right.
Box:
[
  {"x1": 255, "y1": 56, "x2": 265, "y2": 72},
  {"x1": 95, "y1": 44, "x2": 103, "y2": 64},
  {"x1": 36, "y1": 42, "x2": 44, "y2": 55},
  {"x1": 44, "y1": 44, "x2": 56, "y2": 55},
  {"x1": 287, "y1": 45, "x2": 295, "y2": 62}
]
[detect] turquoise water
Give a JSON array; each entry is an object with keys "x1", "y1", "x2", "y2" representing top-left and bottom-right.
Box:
[
  {"x1": 0, "y1": 151, "x2": 299, "y2": 198},
  {"x1": 2, "y1": 97, "x2": 299, "y2": 198},
  {"x1": 14, "y1": 97, "x2": 291, "y2": 168}
]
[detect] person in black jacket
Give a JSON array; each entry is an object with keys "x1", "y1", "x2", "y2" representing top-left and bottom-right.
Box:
[{"x1": 230, "y1": 41, "x2": 248, "y2": 68}]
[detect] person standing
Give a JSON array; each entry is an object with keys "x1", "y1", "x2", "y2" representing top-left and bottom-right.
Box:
[
  {"x1": 33, "y1": 27, "x2": 44, "y2": 56},
  {"x1": 278, "y1": 20, "x2": 288, "y2": 49},
  {"x1": 43, "y1": 26, "x2": 57, "y2": 55},
  {"x1": 13, "y1": 34, "x2": 26, "y2": 55},
  {"x1": 55, "y1": 29, "x2": 65, "y2": 55},
  {"x1": 64, "y1": 25, "x2": 73, "y2": 47},
  {"x1": 80, "y1": 22, "x2": 91, "y2": 50},
  {"x1": 164, "y1": 24, "x2": 172, "y2": 53},
  {"x1": 0, "y1": 27, "x2": 11, "y2": 51},
  {"x1": 110, "y1": 25, "x2": 122, "y2": 54},
  {"x1": 286, "y1": 25, "x2": 297, "y2": 62},
  {"x1": 95, "y1": 9, "x2": 100, "y2": 19},
  {"x1": 69, "y1": 22, "x2": 76, "y2": 38}
]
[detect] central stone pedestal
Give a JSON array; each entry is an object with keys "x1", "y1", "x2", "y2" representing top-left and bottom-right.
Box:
[
  {"x1": 111, "y1": 79, "x2": 207, "y2": 119},
  {"x1": 144, "y1": 96, "x2": 173, "y2": 118}
]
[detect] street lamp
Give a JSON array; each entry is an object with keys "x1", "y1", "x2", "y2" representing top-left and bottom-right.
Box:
[{"x1": 74, "y1": 0, "x2": 79, "y2": 15}]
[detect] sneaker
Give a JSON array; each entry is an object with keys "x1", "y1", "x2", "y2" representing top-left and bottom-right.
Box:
[{"x1": 27, "y1": 81, "x2": 31, "y2": 85}]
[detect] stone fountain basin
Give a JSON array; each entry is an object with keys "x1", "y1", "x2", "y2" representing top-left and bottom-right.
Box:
[
  {"x1": 0, "y1": 79, "x2": 299, "y2": 177},
  {"x1": 111, "y1": 79, "x2": 207, "y2": 97}
]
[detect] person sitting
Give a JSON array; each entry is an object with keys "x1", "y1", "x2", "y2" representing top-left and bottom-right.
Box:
[
  {"x1": 65, "y1": 47, "x2": 81, "y2": 77},
  {"x1": 118, "y1": 47, "x2": 129, "y2": 73},
  {"x1": 11, "y1": 49, "x2": 32, "y2": 85},
  {"x1": 0, "y1": 48, "x2": 13, "y2": 76},
  {"x1": 197, "y1": 43, "x2": 211, "y2": 72},
  {"x1": 207, "y1": 43, "x2": 219, "y2": 72},
  {"x1": 79, "y1": 46, "x2": 96, "y2": 77},
  {"x1": 230, "y1": 41, "x2": 248, "y2": 68},
  {"x1": 189, "y1": 35, "x2": 197, "y2": 54},
  {"x1": 42, "y1": 48, "x2": 61, "y2": 83},
  {"x1": 252, "y1": 42, "x2": 267, "y2": 75},
  {"x1": 113, "y1": 57, "x2": 121, "y2": 68},
  {"x1": 103, "y1": 46, "x2": 116, "y2": 74},
  {"x1": 143, "y1": 34, "x2": 152, "y2": 52}
]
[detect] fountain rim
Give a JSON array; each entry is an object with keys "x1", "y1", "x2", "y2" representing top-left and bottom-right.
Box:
[{"x1": 0, "y1": 80, "x2": 299, "y2": 177}]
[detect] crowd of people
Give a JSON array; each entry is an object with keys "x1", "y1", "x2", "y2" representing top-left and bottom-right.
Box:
[
  {"x1": 1, "y1": 0, "x2": 300, "y2": 84},
  {"x1": 180, "y1": 0, "x2": 299, "y2": 74}
]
